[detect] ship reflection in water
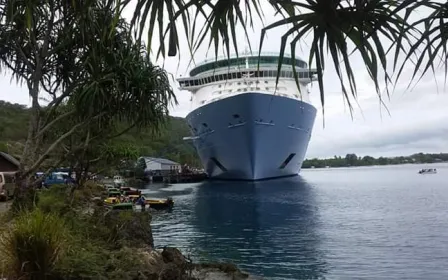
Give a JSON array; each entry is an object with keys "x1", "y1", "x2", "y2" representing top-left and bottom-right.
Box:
[{"x1": 190, "y1": 177, "x2": 327, "y2": 279}]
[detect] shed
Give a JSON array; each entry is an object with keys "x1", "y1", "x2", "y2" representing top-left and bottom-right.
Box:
[{"x1": 137, "y1": 157, "x2": 181, "y2": 175}]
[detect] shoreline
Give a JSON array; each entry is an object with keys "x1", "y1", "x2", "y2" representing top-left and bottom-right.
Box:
[{"x1": 0, "y1": 184, "x2": 259, "y2": 280}]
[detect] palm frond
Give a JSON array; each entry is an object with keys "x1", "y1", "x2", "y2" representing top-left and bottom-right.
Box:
[
  {"x1": 394, "y1": 1, "x2": 448, "y2": 89},
  {"x1": 260, "y1": 0, "x2": 419, "y2": 114}
]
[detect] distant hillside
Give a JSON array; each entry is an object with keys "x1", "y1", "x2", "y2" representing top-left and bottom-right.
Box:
[{"x1": 0, "y1": 100, "x2": 201, "y2": 167}]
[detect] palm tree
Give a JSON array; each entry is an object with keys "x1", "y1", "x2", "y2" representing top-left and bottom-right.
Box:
[
  {"x1": 128, "y1": 0, "x2": 446, "y2": 112},
  {"x1": 0, "y1": 0, "x2": 175, "y2": 210}
]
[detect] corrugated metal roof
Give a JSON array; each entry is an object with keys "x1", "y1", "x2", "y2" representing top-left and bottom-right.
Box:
[
  {"x1": 141, "y1": 157, "x2": 180, "y2": 166},
  {"x1": 0, "y1": 152, "x2": 20, "y2": 167}
]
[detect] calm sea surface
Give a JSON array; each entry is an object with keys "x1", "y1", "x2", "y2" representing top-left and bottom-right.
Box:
[{"x1": 140, "y1": 163, "x2": 448, "y2": 280}]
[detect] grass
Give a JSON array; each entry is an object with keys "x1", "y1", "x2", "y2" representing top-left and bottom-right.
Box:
[
  {"x1": 0, "y1": 209, "x2": 68, "y2": 279},
  {"x1": 0, "y1": 182, "x2": 155, "y2": 279}
]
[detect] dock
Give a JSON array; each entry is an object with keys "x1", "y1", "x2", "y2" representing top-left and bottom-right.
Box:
[{"x1": 152, "y1": 172, "x2": 208, "y2": 184}]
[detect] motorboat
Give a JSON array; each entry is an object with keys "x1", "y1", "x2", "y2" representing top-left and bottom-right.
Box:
[{"x1": 418, "y1": 168, "x2": 437, "y2": 174}]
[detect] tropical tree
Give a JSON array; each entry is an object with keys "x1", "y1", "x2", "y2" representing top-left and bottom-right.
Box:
[
  {"x1": 128, "y1": 0, "x2": 446, "y2": 112},
  {"x1": 0, "y1": 0, "x2": 175, "y2": 210}
]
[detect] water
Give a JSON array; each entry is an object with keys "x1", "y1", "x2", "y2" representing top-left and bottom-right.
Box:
[{"x1": 141, "y1": 163, "x2": 448, "y2": 279}]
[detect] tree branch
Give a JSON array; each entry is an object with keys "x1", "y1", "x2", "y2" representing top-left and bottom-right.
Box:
[
  {"x1": 36, "y1": 109, "x2": 76, "y2": 139},
  {"x1": 25, "y1": 113, "x2": 106, "y2": 177}
]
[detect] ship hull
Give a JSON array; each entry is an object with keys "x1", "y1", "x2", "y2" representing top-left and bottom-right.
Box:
[{"x1": 186, "y1": 92, "x2": 317, "y2": 181}]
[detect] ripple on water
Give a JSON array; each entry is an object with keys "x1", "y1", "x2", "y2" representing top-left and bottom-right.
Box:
[{"x1": 148, "y1": 164, "x2": 448, "y2": 279}]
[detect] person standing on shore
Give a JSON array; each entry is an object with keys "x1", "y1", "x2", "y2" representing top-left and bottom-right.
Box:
[{"x1": 136, "y1": 195, "x2": 146, "y2": 211}]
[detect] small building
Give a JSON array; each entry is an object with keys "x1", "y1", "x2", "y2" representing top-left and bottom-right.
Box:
[
  {"x1": 137, "y1": 157, "x2": 181, "y2": 176},
  {"x1": 0, "y1": 152, "x2": 20, "y2": 172}
]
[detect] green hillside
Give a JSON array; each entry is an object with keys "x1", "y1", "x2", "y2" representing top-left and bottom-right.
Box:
[{"x1": 0, "y1": 100, "x2": 201, "y2": 167}]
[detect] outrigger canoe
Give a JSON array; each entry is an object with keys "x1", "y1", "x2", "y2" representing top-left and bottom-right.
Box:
[{"x1": 145, "y1": 197, "x2": 174, "y2": 210}]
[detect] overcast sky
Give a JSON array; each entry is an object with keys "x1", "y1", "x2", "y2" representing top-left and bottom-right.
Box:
[{"x1": 1, "y1": 4, "x2": 447, "y2": 159}]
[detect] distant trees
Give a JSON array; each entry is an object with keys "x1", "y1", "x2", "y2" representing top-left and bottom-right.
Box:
[{"x1": 302, "y1": 153, "x2": 448, "y2": 168}]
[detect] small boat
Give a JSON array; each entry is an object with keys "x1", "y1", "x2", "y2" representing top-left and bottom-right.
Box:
[
  {"x1": 145, "y1": 197, "x2": 174, "y2": 210},
  {"x1": 120, "y1": 186, "x2": 131, "y2": 192},
  {"x1": 111, "y1": 202, "x2": 133, "y2": 210},
  {"x1": 107, "y1": 190, "x2": 121, "y2": 197},
  {"x1": 104, "y1": 197, "x2": 120, "y2": 204},
  {"x1": 122, "y1": 189, "x2": 141, "y2": 196},
  {"x1": 128, "y1": 194, "x2": 140, "y2": 202},
  {"x1": 418, "y1": 168, "x2": 437, "y2": 174},
  {"x1": 113, "y1": 175, "x2": 125, "y2": 186}
]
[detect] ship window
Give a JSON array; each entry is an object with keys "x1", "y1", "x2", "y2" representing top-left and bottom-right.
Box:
[
  {"x1": 265, "y1": 80, "x2": 268, "y2": 84},
  {"x1": 218, "y1": 84, "x2": 222, "y2": 88},
  {"x1": 243, "y1": 88, "x2": 248, "y2": 91},
  {"x1": 256, "y1": 87, "x2": 260, "y2": 90},
  {"x1": 228, "y1": 90, "x2": 232, "y2": 93},
  {"x1": 237, "y1": 89, "x2": 241, "y2": 92},
  {"x1": 265, "y1": 87, "x2": 269, "y2": 90},
  {"x1": 255, "y1": 80, "x2": 259, "y2": 84},
  {"x1": 237, "y1": 82, "x2": 241, "y2": 85},
  {"x1": 194, "y1": 80, "x2": 199, "y2": 86}
]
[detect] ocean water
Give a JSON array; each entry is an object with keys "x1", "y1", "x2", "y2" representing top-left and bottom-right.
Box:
[{"x1": 141, "y1": 163, "x2": 448, "y2": 280}]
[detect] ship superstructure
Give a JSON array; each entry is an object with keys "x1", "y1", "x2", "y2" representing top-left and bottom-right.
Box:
[{"x1": 177, "y1": 52, "x2": 318, "y2": 180}]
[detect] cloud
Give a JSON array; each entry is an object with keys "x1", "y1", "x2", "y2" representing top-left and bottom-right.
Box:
[{"x1": 0, "y1": 2, "x2": 447, "y2": 159}]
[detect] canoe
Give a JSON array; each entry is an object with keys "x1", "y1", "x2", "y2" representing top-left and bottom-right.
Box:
[
  {"x1": 111, "y1": 203, "x2": 133, "y2": 210},
  {"x1": 104, "y1": 197, "x2": 120, "y2": 204},
  {"x1": 145, "y1": 198, "x2": 174, "y2": 210},
  {"x1": 123, "y1": 190, "x2": 141, "y2": 196},
  {"x1": 108, "y1": 191, "x2": 121, "y2": 197}
]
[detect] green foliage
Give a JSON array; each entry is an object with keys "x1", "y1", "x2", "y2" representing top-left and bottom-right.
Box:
[
  {"x1": 302, "y1": 153, "x2": 448, "y2": 168},
  {"x1": 0, "y1": 101, "x2": 201, "y2": 172},
  {"x1": 0, "y1": 209, "x2": 68, "y2": 279},
  {"x1": 38, "y1": 185, "x2": 72, "y2": 216},
  {"x1": 0, "y1": 0, "x2": 179, "y2": 189}
]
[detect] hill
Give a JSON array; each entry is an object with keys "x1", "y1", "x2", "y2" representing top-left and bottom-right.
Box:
[{"x1": 0, "y1": 100, "x2": 201, "y2": 167}]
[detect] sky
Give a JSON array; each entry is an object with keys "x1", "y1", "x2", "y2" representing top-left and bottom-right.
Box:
[{"x1": 1, "y1": 3, "x2": 447, "y2": 159}]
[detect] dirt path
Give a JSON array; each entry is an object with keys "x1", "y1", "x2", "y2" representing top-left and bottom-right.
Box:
[{"x1": 0, "y1": 201, "x2": 12, "y2": 213}]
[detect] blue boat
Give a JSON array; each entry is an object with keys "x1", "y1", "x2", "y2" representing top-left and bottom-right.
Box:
[{"x1": 177, "y1": 52, "x2": 318, "y2": 180}]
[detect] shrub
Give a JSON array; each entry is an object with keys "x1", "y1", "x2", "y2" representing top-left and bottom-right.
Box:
[
  {"x1": 38, "y1": 185, "x2": 71, "y2": 216},
  {"x1": 0, "y1": 209, "x2": 68, "y2": 279}
]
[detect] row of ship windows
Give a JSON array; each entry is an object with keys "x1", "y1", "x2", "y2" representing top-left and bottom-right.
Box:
[
  {"x1": 189, "y1": 56, "x2": 308, "y2": 76},
  {"x1": 201, "y1": 87, "x2": 300, "y2": 105},
  {"x1": 179, "y1": 70, "x2": 315, "y2": 88}
]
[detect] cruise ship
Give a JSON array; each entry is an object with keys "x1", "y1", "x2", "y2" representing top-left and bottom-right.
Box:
[{"x1": 177, "y1": 52, "x2": 318, "y2": 180}]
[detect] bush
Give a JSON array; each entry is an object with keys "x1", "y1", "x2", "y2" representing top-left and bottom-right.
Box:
[
  {"x1": 38, "y1": 185, "x2": 71, "y2": 216},
  {"x1": 0, "y1": 209, "x2": 68, "y2": 279}
]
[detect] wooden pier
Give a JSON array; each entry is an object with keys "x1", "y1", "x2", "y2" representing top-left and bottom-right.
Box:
[{"x1": 151, "y1": 172, "x2": 208, "y2": 184}]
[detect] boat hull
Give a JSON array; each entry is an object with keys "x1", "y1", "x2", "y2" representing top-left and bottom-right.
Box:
[{"x1": 186, "y1": 92, "x2": 317, "y2": 180}]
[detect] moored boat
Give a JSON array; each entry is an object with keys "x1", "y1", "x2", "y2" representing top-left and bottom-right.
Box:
[{"x1": 418, "y1": 168, "x2": 437, "y2": 174}]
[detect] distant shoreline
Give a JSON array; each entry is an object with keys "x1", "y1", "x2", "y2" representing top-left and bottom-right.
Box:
[
  {"x1": 302, "y1": 153, "x2": 447, "y2": 169},
  {"x1": 302, "y1": 161, "x2": 447, "y2": 169}
]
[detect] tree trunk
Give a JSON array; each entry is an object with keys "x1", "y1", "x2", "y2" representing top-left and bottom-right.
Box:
[{"x1": 12, "y1": 84, "x2": 41, "y2": 212}]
